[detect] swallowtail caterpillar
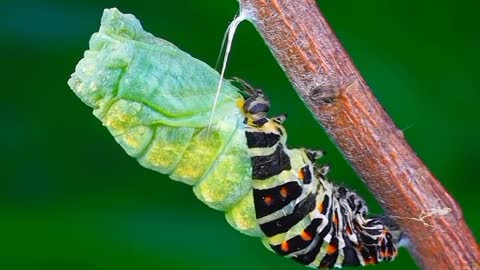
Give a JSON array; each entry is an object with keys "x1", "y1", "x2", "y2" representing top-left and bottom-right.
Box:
[{"x1": 68, "y1": 8, "x2": 401, "y2": 269}]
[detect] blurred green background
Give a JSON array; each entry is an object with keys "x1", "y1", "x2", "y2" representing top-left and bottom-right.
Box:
[{"x1": 2, "y1": 0, "x2": 479, "y2": 269}]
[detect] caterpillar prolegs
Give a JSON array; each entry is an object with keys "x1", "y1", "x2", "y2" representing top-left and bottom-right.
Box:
[{"x1": 68, "y1": 8, "x2": 400, "y2": 270}]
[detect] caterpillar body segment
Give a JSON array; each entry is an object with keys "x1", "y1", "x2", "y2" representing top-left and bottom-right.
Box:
[{"x1": 241, "y1": 87, "x2": 399, "y2": 268}]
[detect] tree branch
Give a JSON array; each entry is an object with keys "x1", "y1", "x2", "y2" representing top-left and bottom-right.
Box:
[{"x1": 238, "y1": 0, "x2": 480, "y2": 269}]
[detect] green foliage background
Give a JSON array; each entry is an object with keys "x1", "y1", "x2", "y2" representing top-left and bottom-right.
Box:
[{"x1": 2, "y1": 0, "x2": 478, "y2": 269}]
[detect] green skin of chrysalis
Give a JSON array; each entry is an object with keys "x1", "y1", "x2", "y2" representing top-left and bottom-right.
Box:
[{"x1": 68, "y1": 8, "x2": 261, "y2": 237}]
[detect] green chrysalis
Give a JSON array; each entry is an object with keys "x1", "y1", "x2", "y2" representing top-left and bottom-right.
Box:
[{"x1": 68, "y1": 8, "x2": 260, "y2": 237}]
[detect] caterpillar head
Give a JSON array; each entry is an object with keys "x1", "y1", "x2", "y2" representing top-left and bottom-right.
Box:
[
  {"x1": 232, "y1": 77, "x2": 271, "y2": 123},
  {"x1": 243, "y1": 90, "x2": 270, "y2": 122}
]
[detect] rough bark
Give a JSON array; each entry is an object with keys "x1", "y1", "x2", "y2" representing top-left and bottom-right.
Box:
[{"x1": 238, "y1": 0, "x2": 480, "y2": 269}]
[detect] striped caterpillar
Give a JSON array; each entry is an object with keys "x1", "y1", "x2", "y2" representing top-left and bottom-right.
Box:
[
  {"x1": 239, "y1": 79, "x2": 399, "y2": 267},
  {"x1": 68, "y1": 8, "x2": 400, "y2": 269}
]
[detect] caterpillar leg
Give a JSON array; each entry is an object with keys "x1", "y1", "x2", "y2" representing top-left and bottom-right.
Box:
[
  {"x1": 231, "y1": 77, "x2": 258, "y2": 95},
  {"x1": 305, "y1": 149, "x2": 326, "y2": 162},
  {"x1": 271, "y1": 114, "x2": 287, "y2": 124},
  {"x1": 317, "y1": 164, "x2": 332, "y2": 177}
]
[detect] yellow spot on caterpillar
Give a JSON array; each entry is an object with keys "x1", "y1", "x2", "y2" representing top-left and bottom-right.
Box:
[
  {"x1": 237, "y1": 99, "x2": 245, "y2": 112},
  {"x1": 281, "y1": 241, "x2": 289, "y2": 252}
]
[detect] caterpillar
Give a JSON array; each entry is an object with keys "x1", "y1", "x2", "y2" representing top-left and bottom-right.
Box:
[
  {"x1": 68, "y1": 8, "x2": 400, "y2": 269},
  {"x1": 239, "y1": 79, "x2": 399, "y2": 267}
]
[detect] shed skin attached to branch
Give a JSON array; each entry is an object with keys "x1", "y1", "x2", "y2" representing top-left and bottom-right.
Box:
[{"x1": 238, "y1": 0, "x2": 480, "y2": 269}]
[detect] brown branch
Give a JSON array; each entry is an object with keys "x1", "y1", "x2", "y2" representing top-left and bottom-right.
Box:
[{"x1": 238, "y1": 0, "x2": 480, "y2": 269}]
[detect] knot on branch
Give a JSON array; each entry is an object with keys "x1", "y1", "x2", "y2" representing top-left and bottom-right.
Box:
[{"x1": 307, "y1": 77, "x2": 358, "y2": 105}]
